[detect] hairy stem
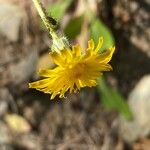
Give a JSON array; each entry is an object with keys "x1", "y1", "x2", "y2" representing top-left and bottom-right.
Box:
[
  {"x1": 32, "y1": 0, "x2": 69, "y2": 52},
  {"x1": 32, "y1": 0, "x2": 58, "y2": 39}
]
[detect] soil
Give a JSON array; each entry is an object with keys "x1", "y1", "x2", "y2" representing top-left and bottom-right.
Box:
[{"x1": 0, "y1": 0, "x2": 150, "y2": 150}]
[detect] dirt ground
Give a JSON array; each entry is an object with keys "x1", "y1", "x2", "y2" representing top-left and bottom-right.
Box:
[{"x1": 0, "y1": 0, "x2": 150, "y2": 150}]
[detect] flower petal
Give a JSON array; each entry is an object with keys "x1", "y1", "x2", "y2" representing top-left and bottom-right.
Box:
[
  {"x1": 97, "y1": 46, "x2": 115, "y2": 63},
  {"x1": 38, "y1": 69, "x2": 53, "y2": 77},
  {"x1": 51, "y1": 52, "x2": 65, "y2": 66},
  {"x1": 95, "y1": 37, "x2": 103, "y2": 53},
  {"x1": 88, "y1": 39, "x2": 95, "y2": 50},
  {"x1": 29, "y1": 78, "x2": 51, "y2": 89},
  {"x1": 72, "y1": 44, "x2": 81, "y2": 57},
  {"x1": 29, "y1": 36, "x2": 115, "y2": 99}
]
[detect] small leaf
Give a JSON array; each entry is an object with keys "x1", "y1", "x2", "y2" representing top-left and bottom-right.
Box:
[
  {"x1": 47, "y1": 0, "x2": 72, "y2": 20},
  {"x1": 64, "y1": 15, "x2": 84, "y2": 39},
  {"x1": 90, "y1": 18, "x2": 115, "y2": 51},
  {"x1": 98, "y1": 77, "x2": 133, "y2": 120}
]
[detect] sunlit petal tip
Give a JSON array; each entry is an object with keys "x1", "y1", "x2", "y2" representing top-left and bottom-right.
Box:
[
  {"x1": 73, "y1": 44, "x2": 80, "y2": 48},
  {"x1": 29, "y1": 82, "x2": 37, "y2": 88},
  {"x1": 108, "y1": 65, "x2": 113, "y2": 71},
  {"x1": 38, "y1": 69, "x2": 47, "y2": 75},
  {"x1": 50, "y1": 97, "x2": 54, "y2": 100},
  {"x1": 29, "y1": 82, "x2": 38, "y2": 88},
  {"x1": 99, "y1": 36, "x2": 103, "y2": 42},
  {"x1": 112, "y1": 46, "x2": 115, "y2": 53},
  {"x1": 109, "y1": 46, "x2": 115, "y2": 52},
  {"x1": 50, "y1": 94, "x2": 56, "y2": 100},
  {"x1": 38, "y1": 68, "x2": 42, "y2": 74},
  {"x1": 61, "y1": 48, "x2": 72, "y2": 59},
  {"x1": 28, "y1": 83, "x2": 32, "y2": 88},
  {"x1": 72, "y1": 44, "x2": 81, "y2": 56},
  {"x1": 88, "y1": 39, "x2": 95, "y2": 50},
  {"x1": 28, "y1": 83, "x2": 34, "y2": 88},
  {"x1": 95, "y1": 37, "x2": 104, "y2": 52},
  {"x1": 108, "y1": 46, "x2": 115, "y2": 59},
  {"x1": 49, "y1": 50, "x2": 56, "y2": 55},
  {"x1": 59, "y1": 94, "x2": 64, "y2": 99}
]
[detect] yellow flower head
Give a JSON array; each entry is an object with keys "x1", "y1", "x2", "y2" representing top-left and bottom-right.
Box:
[{"x1": 29, "y1": 37, "x2": 115, "y2": 99}]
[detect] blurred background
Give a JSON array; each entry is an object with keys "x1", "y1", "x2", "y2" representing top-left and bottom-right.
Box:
[{"x1": 0, "y1": 0, "x2": 150, "y2": 149}]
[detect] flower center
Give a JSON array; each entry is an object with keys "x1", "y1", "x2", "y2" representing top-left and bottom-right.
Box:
[{"x1": 69, "y1": 63, "x2": 85, "y2": 79}]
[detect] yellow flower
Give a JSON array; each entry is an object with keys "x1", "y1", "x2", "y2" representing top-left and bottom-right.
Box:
[{"x1": 29, "y1": 37, "x2": 115, "y2": 99}]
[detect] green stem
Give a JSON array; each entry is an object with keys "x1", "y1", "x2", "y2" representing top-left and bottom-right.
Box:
[
  {"x1": 32, "y1": 0, "x2": 69, "y2": 52},
  {"x1": 32, "y1": 0, "x2": 58, "y2": 39}
]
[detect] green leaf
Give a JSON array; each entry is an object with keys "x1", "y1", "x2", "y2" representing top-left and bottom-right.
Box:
[
  {"x1": 97, "y1": 77, "x2": 133, "y2": 120},
  {"x1": 90, "y1": 18, "x2": 115, "y2": 52},
  {"x1": 47, "y1": 0, "x2": 72, "y2": 20},
  {"x1": 64, "y1": 15, "x2": 84, "y2": 39}
]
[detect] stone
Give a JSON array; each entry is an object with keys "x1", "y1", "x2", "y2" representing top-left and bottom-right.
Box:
[
  {"x1": 0, "y1": 121, "x2": 13, "y2": 150},
  {"x1": 0, "y1": 88, "x2": 13, "y2": 117},
  {"x1": 0, "y1": 2, "x2": 26, "y2": 42},
  {"x1": 4, "y1": 114, "x2": 31, "y2": 133},
  {"x1": 0, "y1": 121, "x2": 12, "y2": 144},
  {"x1": 119, "y1": 75, "x2": 150, "y2": 142},
  {"x1": 8, "y1": 47, "x2": 38, "y2": 85},
  {"x1": 0, "y1": 46, "x2": 38, "y2": 86}
]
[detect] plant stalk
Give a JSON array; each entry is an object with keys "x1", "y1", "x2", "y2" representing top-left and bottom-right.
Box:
[
  {"x1": 32, "y1": 0, "x2": 69, "y2": 52},
  {"x1": 32, "y1": 0, "x2": 58, "y2": 39}
]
